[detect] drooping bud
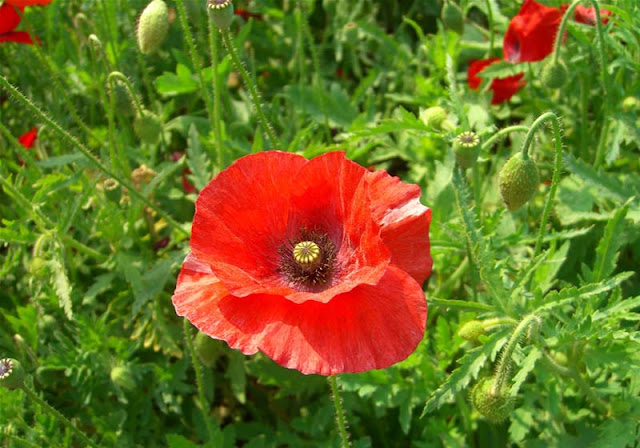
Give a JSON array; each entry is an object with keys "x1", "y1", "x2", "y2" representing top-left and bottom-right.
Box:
[
  {"x1": 0, "y1": 358, "x2": 25, "y2": 390},
  {"x1": 420, "y1": 106, "x2": 449, "y2": 130},
  {"x1": 110, "y1": 365, "x2": 136, "y2": 391},
  {"x1": 471, "y1": 377, "x2": 515, "y2": 423},
  {"x1": 453, "y1": 131, "x2": 481, "y2": 169},
  {"x1": 107, "y1": 77, "x2": 136, "y2": 117},
  {"x1": 622, "y1": 96, "x2": 640, "y2": 113},
  {"x1": 207, "y1": 0, "x2": 234, "y2": 30},
  {"x1": 137, "y1": 0, "x2": 170, "y2": 55},
  {"x1": 499, "y1": 153, "x2": 540, "y2": 211},
  {"x1": 134, "y1": 110, "x2": 163, "y2": 144},
  {"x1": 441, "y1": 1, "x2": 464, "y2": 35},
  {"x1": 194, "y1": 332, "x2": 224, "y2": 367},
  {"x1": 458, "y1": 320, "x2": 486, "y2": 341},
  {"x1": 540, "y1": 59, "x2": 568, "y2": 89}
]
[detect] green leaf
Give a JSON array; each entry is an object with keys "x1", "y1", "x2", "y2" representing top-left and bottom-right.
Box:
[
  {"x1": 48, "y1": 254, "x2": 73, "y2": 320},
  {"x1": 592, "y1": 199, "x2": 631, "y2": 282},
  {"x1": 594, "y1": 418, "x2": 638, "y2": 448},
  {"x1": 186, "y1": 124, "x2": 211, "y2": 191},
  {"x1": 283, "y1": 83, "x2": 357, "y2": 127},
  {"x1": 226, "y1": 351, "x2": 247, "y2": 404},
  {"x1": 155, "y1": 64, "x2": 199, "y2": 96},
  {"x1": 564, "y1": 153, "x2": 635, "y2": 202},
  {"x1": 592, "y1": 296, "x2": 640, "y2": 322},
  {"x1": 509, "y1": 346, "x2": 542, "y2": 397},
  {"x1": 421, "y1": 331, "x2": 508, "y2": 416}
]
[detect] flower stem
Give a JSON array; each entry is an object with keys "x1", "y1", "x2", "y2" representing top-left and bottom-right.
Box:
[
  {"x1": 328, "y1": 376, "x2": 350, "y2": 448},
  {"x1": 485, "y1": 0, "x2": 495, "y2": 56},
  {"x1": 106, "y1": 72, "x2": 145, "y2": 116},
  {"x1": 0, "y1": 75, "x2": 188, "y2": 237},
  {"x1": 20, "y1": 385, "x2": 98, "y2": 447},
  {"x1": 481, "y1": 125, "x2": 529, "y2": 152},
  {"x1": 219, "y1": 29, "x2": 281, "y2": 149},
  {"x1": 183, "y1": 319, "x2": 218, "y2": 441},
  {"x1": 519, "y1": 112, "x2": 564, "y2": 257},
  {"x1": 207, "y1": 15, "x2": 224, "y2": 172}
]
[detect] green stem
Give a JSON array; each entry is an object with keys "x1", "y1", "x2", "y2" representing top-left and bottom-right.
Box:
[
  {"x1": 567, "y1": 367, "x2": 608, "y2": 414},
  {"x1": 492, "y1": 313, "x2": 540, "y2": 395},
  {"x1": 485, "y1": 0, "x2": 495, "y2": 56},
  {"x1": 520, "y1": 112, "x2": 564, "y2": 257},
  {"x1": 135, "y1": 46, "x2": 157, "y2": 105},
  {"x1": 429, "y1": 298, "x2": 495, "y2": 312},
  {"x1": 481, "y1": 125, "x2": 529, "y2": 151},
  {"x1": 20, "y1": 386, "x2": 98, "y2": 447},
  {"x1": 328, "y1": 376, "x2": 350, "y2": 448},
  {"x1": 0, "y1": 75, "x2": 188, "y2": 237},
  {"x1": 220, "y1": 29, "x2": 281, "y2": 149},
  {"x1": 175, "y1": 0, "x2": 214, "y2": 124},
  {"x1": 183, "y1": 320, "x2": 217, "y2": 441},
  {"x1": 2, "y1": 433, "x2": 45, "y2": 448},
  {"x1": 107, "y1": 72, "x2": 145, "y2": 116},
  {"x1": 208, "y1": 21, "x2": 224, "y2": 171}
]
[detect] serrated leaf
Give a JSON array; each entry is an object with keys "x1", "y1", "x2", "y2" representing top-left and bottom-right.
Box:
[
  {"x1": 186, "y1": 124, "x2": 211, "y2": 191},
  {"x1": 155, "y1": 64, "x2": 199, "y2": 96},
  {"x1": 421, "y1": 331, "x2": 508, "y2": 416},
  {"x1": 592, "y1": 296, "x2": 640, "y2": 322},
  {"x1": 594, "y1": 418, "x2": 638, "y2": 448},
  {"x1": 509, "y1": 346, "x2": 542, "y2": 397},
  {"x1": 564, "y1": 153, "x2": 635, "y2": 202},
  {"x1": 592, "y1": 199, "x2": 630, "y2": 282},
  {"x1": 48, "y1": 256, "x2": 73, "y2": 320},
  {"x1": 509, "y1": 407, "x2": 535, "y2": 443}
]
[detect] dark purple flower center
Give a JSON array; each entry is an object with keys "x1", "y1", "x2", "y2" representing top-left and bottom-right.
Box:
[{"x1": 278, "y1": 228, "x2": 337, "y2": 290}]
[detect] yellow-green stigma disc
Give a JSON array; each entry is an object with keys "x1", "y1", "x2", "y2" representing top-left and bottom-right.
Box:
[{"x1": 293, "y1": 241, "x2": 321, "y2": 268}]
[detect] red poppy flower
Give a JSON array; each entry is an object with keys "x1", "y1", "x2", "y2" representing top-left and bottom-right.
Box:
[
  {"x1": 234, "y1": 8, "x2": 262, "y2": 21},
  {"x1": 170, "y1": 152, "x2": 197, "y2": 194},
  {"x1": 172, "y1": 151, "x2": 432, "y2": 375},
  {"x1": 467, "y1": 58, "x2": 526, "y2": 105},
  {"x1": 18, "y1": 128, "x2": 38, "y2": 148},
  {"x1": 0, "y1": 4, "x2": 33, "y2": 44},
  {"x1": 561, "y1": 4, "x2": 611, "y2": 25},
  {"x1": 503, "y1": 0, "x2": 563, "y2": 63},
  {"x1": 4, "y1": 0, "x2": 53, "y2": 6}
]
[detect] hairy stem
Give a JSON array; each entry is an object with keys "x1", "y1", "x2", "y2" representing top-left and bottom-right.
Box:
[
  {"x1": 328, "y1": 376, "x2": 350, "y2": 448},
  {"x1": 207, "y1": 17, "x2": 224, "y2": 171}
]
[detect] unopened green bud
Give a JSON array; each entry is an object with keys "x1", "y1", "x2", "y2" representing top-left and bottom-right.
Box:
[
  {"x1": 137, "y1": 0, "x2": 170, "y2": 54},
  {"x1": 441, "y1": 1, "x2": 464, "y2": 34},
  {"x1": 499, "y1": 152, "x2": 540, "y2": 211},
  {"x1": 28, "y1": 257, "x2": 48, "y2": 277},
  {"x1": 453, "y1": 131, "x2": 480, "y2": 169},
  {"x1": 195, "y1": 332, "x2": 224, "y2": 367},
  {"x1": 110, "y1": 365, "x2": 136, "y2": 391},
  {"x1": 471, "y1": 377, "x2": 515, "y2": 423},
  {"x1": 0, "y1": 358, "x2": 25, "y2": 390},
  {"x1": 622, "y1": 96, "x2": 640, "y2": 113},
  {"x1": 134, "y1": 110, "x2": 162, "y2": 144},
  {"x1": 541, "y1": 60, "x2": 568, "y2": 89},
  {"x1": 421, "y1": 106, "x2": 449, "y2": 130},
  {"x1": 207, "y1": 0, "x2": 234, "y2": 30},
  {"x1": 458, "y1": 320, "x2": 486, "y2": 341},
  {"x1": 107, "y1": 77, "x2": 136, "y2": 117}
]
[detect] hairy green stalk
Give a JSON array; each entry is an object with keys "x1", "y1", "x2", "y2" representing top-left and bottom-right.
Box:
[
  {"x1": 328, "y1": 376, "x2": 350, "y2": 448},
  {"x1": 107, "y1": 72, "x2": 145, "y2": 116},
  {"x1": 207, "y1": 15, "x2": 224, "y2": 171}
]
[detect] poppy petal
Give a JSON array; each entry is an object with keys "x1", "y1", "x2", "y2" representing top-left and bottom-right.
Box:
[
  {"x1": 0, "y1": 4, "x2": 22, "y2": 34},
  {"x1": 18, "y1": 128, "x2": 37, "y2": 148},
  {"x1": 503, "y1": 0, "x2": 563, "y2": 63},
  {"x1": 172, "y1": 257, "x2": 427, "y2": 375},
  {"x1": 4, "y1": 0, "x2": 53, "y2": 7},
  {"x1": 367, "y1": 169, "x2": 432, "y2": 285},
  {"x1": 467, "y1": 58, "x2": 526, "y2": 105},
  {"x1": 0, "y1": 30, "x2": 35, "y2": 44}
]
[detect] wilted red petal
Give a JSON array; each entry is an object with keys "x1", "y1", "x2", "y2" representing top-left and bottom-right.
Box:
[
  {"x1": 562, "y1": 4, "x2": 611, "y2": 25},
  {"x1": 4, "y1": 0, "x2": 53, "y2": 7},
  {"x1": 0, "y1": 4, "x2": 22, "y2": 34},
  {"x1": 181, "y1": 169, "x2": 196, "y2": 193},
  {"x1": 234, "y1": 8, "x2": 262, "y2": 21},
  {"x1": 18, "y1": 128, "x2": 37, "y2": 148},
  {"x1": 467, "y1": 58, "x2": 526, "y2": 105},
  {"x1": 503, "y1": 0, "x2": 563, "y2": 63},
  {"x1": 173, "y1": 256, "x2": 427, "y2": 375}
]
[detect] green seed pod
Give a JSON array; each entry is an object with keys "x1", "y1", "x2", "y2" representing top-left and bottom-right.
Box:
[
  {"x1": 541, "y1": 59, "x2": 568, "y2": 89},
  {"x1": 458, "y1": 320, "x2": 486, "y2": 341},
  {"x1": 421, "y1": 106, "x2": 448, "y2": 130},
  {"x1": 0, "y1": 358, "x2": 25, "y2": 390},
  {"x1": 110, "y1": 365, "x2": 136, "y2": 391},
  {"x1": 207, "y1": 0, "x2": 235, "y2": 30},
  {"x1": 137, "y1": 0, "x2": 170, "y2": 55},
  {"x1": 441, "y1": 1, "x2": 464, "y2": 35},
  {"x1": 622, "y1": 96, "x2": 640, "y2": 113},
  {"x1": 194, "y1": 332, "x2": 224, "y2": 367},
  {"x1": 499, "y1": 153, "x2": 540, "y2": 211},
  {"x1": 453, "y1": 131, "x2": 481, "y2": 169},
  {"x1": 134, "y1": 110, "x2": 162, "y2": 144},
  {"x1": 107, "y1": 78, "x2": 136, "y2": 117},
  {"x1": 471, "y1": 377, "x2": 515, "y2": 423}
]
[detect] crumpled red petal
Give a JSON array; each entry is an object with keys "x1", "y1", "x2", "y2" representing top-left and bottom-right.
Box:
[
  {"x1": 467, "y1": 58, "x2": 526, "y2": 105},
  {"x1": 561, "y1": 4, "x2": 612, "y2": 25},
  {"x1": 0, "y1": 4, "x2": 22, "y2": 35},
  {"x1": 503, "y1": 0, "x2": 563, "y2": 63},
  {"x1": 18, "y1": 128, "x2": 38, "y2": 148},
  {"x1": 173, "y1": 255, "x2": 427, "y2": 375}
]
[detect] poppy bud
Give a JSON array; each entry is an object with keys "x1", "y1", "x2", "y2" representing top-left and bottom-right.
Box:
[
  {"x1": 194, "y1": 332, "x2": 224, "y2": 367},
  {"x1": 471, "y1": 377, "x2": 515, "y2": 423},
  {"x1": 137, "y1": 0, "x2": 170, "y2": 54},
  {"x1": 107, "y1": 77, "x2": 136, "y2": 117},
  {"x1": 453, "y1": 131, "x2": 480, "y2": 169},
  {"x1": 88, "y1": 34, "x2": 103, "y2": 52},
  {"x1": 420, "y1": 106, "x2": 453, "y2": 131},
  {"x1": 622, "y1": 96, "x2": 640, "y2": 113},
  {"x1": 540, "y1": 59, "x2": 568, "y2": 89},
  {"x1": 0, "y1": 358, "x2": 25, "y2": 390},
  {"x1": 499, "y1": 153, "x2": 540, "y2": 211},
  {"x1": 207, "y1": 0, "x2": 234, "y2": 30},
  {"x1": 458, "y1": 320, "x2": 486, "y2": 341},
  {"x1": 110, "y1": 365, "x2": 136, "y2": 391},
  {"x1": 28, "y1": 257, "x2": 48, "y2": 278},
  {"x1": 134, "y1": 110, "x2": 162, "y2": 144},
  {"x1": 441, "y1": 1, "x2": 464, "y2": 34}
]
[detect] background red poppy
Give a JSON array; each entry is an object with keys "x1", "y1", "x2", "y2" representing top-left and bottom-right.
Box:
[{"x1": 467, "y1": 58, "x2": 526, "y2": 105}]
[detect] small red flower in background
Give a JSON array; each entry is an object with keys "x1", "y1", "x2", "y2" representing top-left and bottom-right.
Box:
[
  {"x1": 4, "y1": 0, "x2": 53, "y2": 6},
  {"x1": 561, "y1": 4, "x2": 612, "y2": 25},
  {"x1": 172, "y1": 151, "x2": 432, "y2": 375},
  {"x1": 467, "y1": 58, "x2": 526, "y2": 105},
  {"x1": 1, "y1": 1, "x2": 51, "y2": 45},
  {"x1": 170, "y1": 152, "x2": 197, "y2": 194},
  {"x1": 234, "y1": 8, "x2": 262, "y2": 21},
  {"x1": 503, "y1": 0, "x2": 563, "y2": 63},
  {"x1": 18, "y1": 128, "x2": 38, "y2": 148}
]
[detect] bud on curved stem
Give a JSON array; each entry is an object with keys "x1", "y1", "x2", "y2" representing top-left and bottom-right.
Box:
[{"x1": 107, "y1": 72, "x2": 144, "y2": 117}]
